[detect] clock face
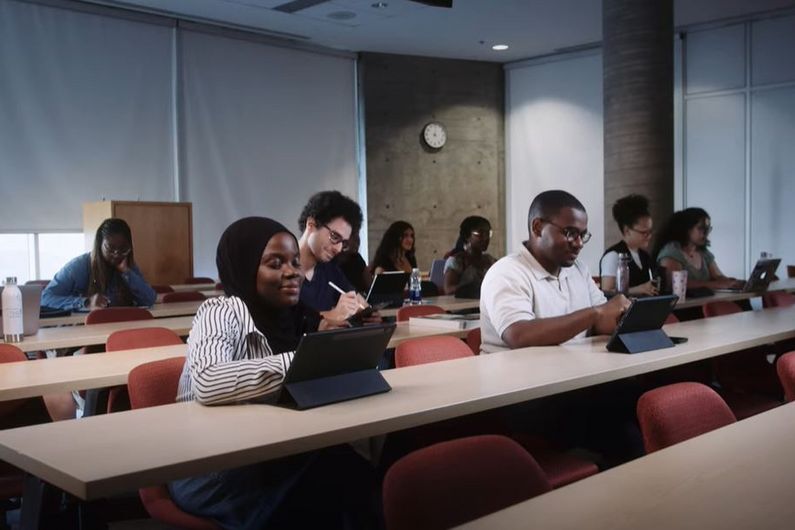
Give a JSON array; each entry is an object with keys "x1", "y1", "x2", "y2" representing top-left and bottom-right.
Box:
[{"x1": 423, "y1": 122, "x2": 447, "y2": 149}]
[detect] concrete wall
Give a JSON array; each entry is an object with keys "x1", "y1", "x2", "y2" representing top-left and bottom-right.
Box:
[{"x1": 361, "y1": 52, "x2": 505, "y2": 270}]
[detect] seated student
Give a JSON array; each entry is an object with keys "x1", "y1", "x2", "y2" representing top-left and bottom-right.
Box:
[
  {"x1": 333, "y1": 231, "x2": 372, "y2": 294},
  {"x1": 443, "y1": 215, "x2": 497, "y2": 297},
  {"x1": 171, "y1": 217, "x2": 376, "y2": 530},
  {"x1": 370, "y1": 220, "x2": 417, "y2": 274},
  {"x1": 654, "y1": 207, "x2": 743, "y2": 290},
  {"x1": 41, "y1": 218, "x2": 156, "y2": 311},
  {"x1": 480, "y1": 190, "x2": 630, "y2": 353},
  {"x1": 600, "y1": 194, "x2": 659, "y2": 296},
  {"x1": 297, "y1": 191, "x2": 375, "y2": 326}
]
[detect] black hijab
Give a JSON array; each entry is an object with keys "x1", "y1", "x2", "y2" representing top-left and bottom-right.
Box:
[{"x1": 216, "y1": 217, "x2": 319, "y2": 353}]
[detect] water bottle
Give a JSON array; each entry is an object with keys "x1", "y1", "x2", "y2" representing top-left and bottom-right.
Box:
[
  {"x1": 409, "y1": 268, "x2": 422, "y2": 305},
  {"x1": 616, "y1": 253, "x2": 630, "y2": 295},
  {"x1": 2, "y1": 277, "x2": 24, "y2": 343}
]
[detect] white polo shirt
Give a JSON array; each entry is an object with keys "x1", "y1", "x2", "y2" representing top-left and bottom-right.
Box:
[{"x1": 479, "y1": 243, "x2": 606, "y2": 353}]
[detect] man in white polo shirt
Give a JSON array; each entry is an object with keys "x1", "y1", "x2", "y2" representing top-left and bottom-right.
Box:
[{"x1": 481, "y1": 190, "x2": 630, "y2": 352}]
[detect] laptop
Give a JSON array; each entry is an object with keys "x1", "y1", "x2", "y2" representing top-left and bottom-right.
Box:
[
  {"x1": 713, "y1": 258, "x2": 780, "y2": 293},
  {"x1": 365, "y1": 271, "x2": 410, "y2": 309},
  {"x1": 279, "y1": 323, "x2": 396, "y2": 409},
  {"x1": 0, "y1": 284, "x2": 42, "y2": 336},
  {"x1": 606, "y1": 295, "x2": 678, "y2": 354}
]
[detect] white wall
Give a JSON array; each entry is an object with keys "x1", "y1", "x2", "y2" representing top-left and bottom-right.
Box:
[
  {"x1": 505, "y1": 51, "x2": 604, "y2": 274},
  {"x1": 683, "y1": 13, "x2": 795, "y2": 277}
]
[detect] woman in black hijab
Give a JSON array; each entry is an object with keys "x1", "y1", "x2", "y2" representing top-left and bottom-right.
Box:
[{"x1": 171, "y1": 217, "x2": 376, "y2": 530}]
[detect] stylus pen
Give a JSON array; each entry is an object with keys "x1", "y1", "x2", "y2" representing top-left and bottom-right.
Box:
[{"x1": 328, "y1": 281, "x2": 366, "y2": 310}]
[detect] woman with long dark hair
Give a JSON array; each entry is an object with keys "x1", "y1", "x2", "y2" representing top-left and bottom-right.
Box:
[
  {"x1": 42, "y1": 218, "x2": 156, "y2": 311},
  {"x1": 654, "y1": 207, "x2": 742, "y2": 289},
  {"x1": 370, "y1": 220, "x2": 417, "y2": 274},
  {"x1": 443, "y1": 215, "x2": 496, "y2": 296}
]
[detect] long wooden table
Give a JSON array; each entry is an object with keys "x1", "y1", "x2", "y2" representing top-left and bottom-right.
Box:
[
  {"x1": 674, "y1": 277, "x2": 795, "y2": 309},
  {"x1": 459, "y1": 401, "x2": 795, "y2": 530},
  {"x1": 0, "y1": 322, "x2": 473, "y2": 400},
  {"x1": 0, "y1": 306, "x2": 792, "y2": 501}
]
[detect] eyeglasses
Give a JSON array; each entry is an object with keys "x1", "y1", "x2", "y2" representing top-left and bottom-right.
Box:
[
  {"x1": 696, "y1": 224, "x2": 713, "y2": 235},
  {"x1": 471, "y1": 229, "x2": 493, "y2": 239},
  {"x1": 322, "y1": 224, "x2": 350, "y2": 251},
  {"x1": 543, "y1": 220, "x2": 592, "y2": 244},
  {"x1": 102, "y1": 241, "x2": 131, "y2": 257},
  {"x1": 628, "y1": 227, "x2": 654, "y2": 238}
]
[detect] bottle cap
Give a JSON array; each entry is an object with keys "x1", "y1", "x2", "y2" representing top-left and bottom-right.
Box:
[{"x1": 5, "y1": 277, "x2": 17, "y2": 285}]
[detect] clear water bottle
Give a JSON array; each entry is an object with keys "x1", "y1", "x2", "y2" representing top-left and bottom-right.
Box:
[
  {"x1": 409, "y1": 268, "x2": 422, "y2": 305},
  {"x1": 2, "y1": 277, "x2": 24, "y2": 343},
  {"x1": 616, "y1": 253, "x2": 630, "y2": 295}
]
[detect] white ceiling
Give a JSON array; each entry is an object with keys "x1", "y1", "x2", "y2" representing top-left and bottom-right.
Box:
[{"x1": 89, "y1": 0, "x2": 795, "y2": 62}]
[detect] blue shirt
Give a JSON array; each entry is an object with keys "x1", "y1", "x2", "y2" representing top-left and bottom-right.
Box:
[
  {"x1": 299, "y1": 261, "x2": 354, "y2": 313},
  {"x1": 41, "y1": 253, "x2": 157, "y2": 311}
]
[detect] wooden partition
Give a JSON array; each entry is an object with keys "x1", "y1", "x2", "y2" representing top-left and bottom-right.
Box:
[{"x1": 83, "y1": 201, "x2": 193, "y2": 285}]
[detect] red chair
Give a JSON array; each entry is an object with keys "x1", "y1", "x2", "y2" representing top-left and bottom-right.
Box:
[
  {"x1": 664, "y1": 312, "x2": 680, "y2": 325},
  {"x1": 127, "y1": 358, "x2": 221, "y2": 530},
  {"x1": 383, "y1": 435, "x2": 551, "y2": 530},
  {"x1": 637, "y1": 382, "x2": 736, "y2": 453},
  {"x1": 214, "y1": 283, "x2": 224, "y2": 291},
  {"x1": 776, "y1": 351, "x2": 795, "y2": 402},
  {"x1": 392, "y1": 336, "x2": 597, "y2": 489},
  {"x1": 183, "y1": 277, "x2": 215, "y2": 285},
  {"x1": 161, "y1": 291, "x2": 206, "y2": 304},
  {"x1": 396, "y1": 304, "x2": 444, "y2": 322},
  {"x1": 702, "y1": 301, "x2": 782, "y2": 417},
  {"x1": 762, "y1": 291, "x2": 795, "y2": 308},
  {"x1": 85, "y1": 307, "x2": 153, "y2": 325},
  {"x1": 0, "y1": 345, "x2": 32, "y2": 519},
  {"x1": 152, "y1": 285, "x2": 175, "y2": 294},
  {"x1": 465, "y1": 327, "x2": 481, "y2": 355},
  {"x1": 395, "y1": 336, "x2": 472, "y2": 368},
  {"x1": 105, "y1": 328, "x2": 185, "y2": 413}
]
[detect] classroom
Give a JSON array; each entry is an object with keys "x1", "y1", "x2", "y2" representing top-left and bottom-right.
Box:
[{"x1": 1, "y1": 0, "x2": 795, "y2": 529}]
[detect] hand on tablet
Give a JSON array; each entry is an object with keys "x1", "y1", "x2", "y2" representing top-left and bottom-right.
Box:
[
  {"x1": 324, "y1": 291, "x2": 360, "y2": 326},
  {"x1": 595, "y1": 294, "x2": 631, "y2": 334}
]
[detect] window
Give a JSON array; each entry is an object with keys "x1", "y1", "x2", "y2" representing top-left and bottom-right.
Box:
[{"x1": 0, "y1": 233, "x2": 84, "y2": 283}]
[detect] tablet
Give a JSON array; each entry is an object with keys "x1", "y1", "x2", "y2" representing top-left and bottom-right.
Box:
[
  {"x1": 606, "y1": 295, "x2": 678, "y2": 354},
  {"x1": 280, "y1": 323, "x2": 396, "y2": 409},
  {"x1": 365, "y1": 271, "x2": 410, "y2": 308}
]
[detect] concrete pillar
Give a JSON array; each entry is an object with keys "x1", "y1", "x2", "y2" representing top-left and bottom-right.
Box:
[{"x1": 603, "y1": 0, "x2": 674, "y2": 246}]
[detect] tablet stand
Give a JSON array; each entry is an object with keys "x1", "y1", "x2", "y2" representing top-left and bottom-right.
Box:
[
  {"x1": 608, "y1": 329, "x2": 675, "y2": 354},
  {"x1": 282, "y1": 369, "x2": 391, "y2": 410}
]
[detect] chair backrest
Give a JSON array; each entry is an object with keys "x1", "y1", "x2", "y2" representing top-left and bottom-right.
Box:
[
  {"x1": 429, "y1": 259, "x2": 446, "y2": 291},
  {"x1": 128, "y1": 357, "x2": 185, "y2": 410},
  {"x1": 183, "y1": 277, "x2": 215, "y2": 285},
  {"x1": 465, "y1": 327, "x2": 481, "y2": 355},
  {"x1": 161, "y1": 291, "x2": 206, "y2": 304},
  {"x1": 151, "y1": 285, "x2": 175, "y2": 294},
  {"x1": 636, "y1": 382, "x2": 736, "y2": 453},
  {"x1": 777, "y1": 351, "x2": 795, "y2": 402},
  {"x1": 664, "y1": 312, "x2": 680, "y2": 325},
  {"x1": 396, "y1": 304, "x2": 444, "y2": 322},
  {"x1": 395, "y1": 336, "x2": 473, "y2": 368},
  {"x1": 702, "y1": 301, "x2": 742, "y2": 318},
  {"x1": 25, "y1": 279, "x2": 50, "y2": 287},
  {"x1": 763, "y1": 291, "x2": 795, "y2": 309},
  {"x1": 0, "y1": 344, "x2": 31, "y2": 417},
  {"x1": 127, "y1": 358, "x2": 221, "y2": 530},
  {"x1": 383, "y1": 435, "x2": 551, "y2": 530},
  {"x1": 214, "y1": 282, "x2": 224, "y2": 291},
  {"x1": 85, "y1": 307, "x2": 153, "y2": 325},
  {"x1": 106, "y1": 327, "x2": 183, "y2": 352}
]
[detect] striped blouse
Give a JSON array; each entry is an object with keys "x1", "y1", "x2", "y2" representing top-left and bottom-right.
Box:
[{"x1": 176, "y1": 296, "x2": 294, "y2": 405}]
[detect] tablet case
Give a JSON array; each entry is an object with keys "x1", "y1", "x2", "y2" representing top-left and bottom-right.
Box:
[{"x1": 606, "y1": 295, "x2": 678, "y2": 354}]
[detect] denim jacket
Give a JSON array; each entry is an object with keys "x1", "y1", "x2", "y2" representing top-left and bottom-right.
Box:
[{"x1": 41, "y1": 253, "x2": 157, "y2": 311}]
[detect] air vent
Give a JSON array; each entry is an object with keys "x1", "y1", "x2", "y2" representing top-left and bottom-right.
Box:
[{"x1": 273, "y1": 0, "x2": 330, "y2": 14}]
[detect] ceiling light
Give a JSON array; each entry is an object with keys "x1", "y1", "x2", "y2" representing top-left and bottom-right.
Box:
[
  {"x1": 492, "y1": 44, "x2": 509, "y2": 51},
  {"x1": 371, "y1": 2, "x2": 389, "y2": 7}
]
